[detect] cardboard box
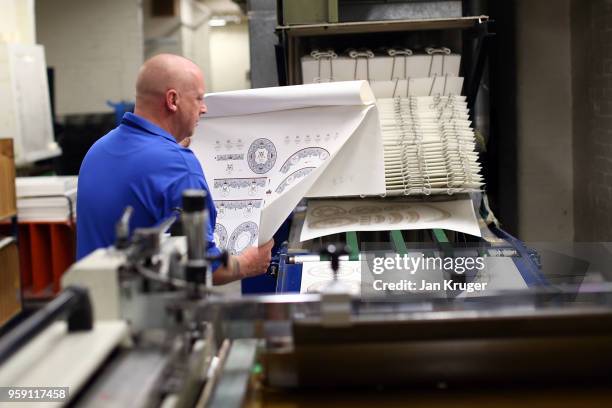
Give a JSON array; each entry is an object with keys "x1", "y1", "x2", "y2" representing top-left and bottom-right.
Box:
[
  {"x1": 0, "y1": 239, "x2": 21, "y2": 327},
  {"x1": 0, "y1": 139, "x2": 17, "y2": 220}
]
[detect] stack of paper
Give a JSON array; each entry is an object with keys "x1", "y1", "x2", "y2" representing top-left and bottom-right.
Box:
[
  {"x1": 378, "y1": 95, "x2": 483, "y2": 195},
  {"x1": 301, "y1": 47, "x2": 464, "y2": 98},
  {"x1": 302, "y1": 48, "x2": 461, "y2": 81},
  {"x1": 16, "y1": 176, "x2": 77, "y2": 222}
]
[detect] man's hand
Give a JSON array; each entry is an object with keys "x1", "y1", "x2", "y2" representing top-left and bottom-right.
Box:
[
  {"x1": 235, "y1": 239, "x2": 274, "y2": 279},
  {"x1": 212, "y1": 239, "x2": 274, "y2": 285}
]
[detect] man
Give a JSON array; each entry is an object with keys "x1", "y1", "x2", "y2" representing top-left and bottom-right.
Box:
[{"x1": 77, "y1": 54, "x2": 273, "y2": 284}]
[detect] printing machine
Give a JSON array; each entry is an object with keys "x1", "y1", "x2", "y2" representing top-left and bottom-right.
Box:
[
  {"x1": 2, "y1": 190, "x2": 612, "y2": 407},
  {"x1": 239, "y1": 192, "x2": 542, "y2": 295}
]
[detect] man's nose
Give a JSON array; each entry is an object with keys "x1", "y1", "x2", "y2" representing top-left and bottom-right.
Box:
[{"x1": 200, "y1": 103, "x2": 207, "y2": 115}]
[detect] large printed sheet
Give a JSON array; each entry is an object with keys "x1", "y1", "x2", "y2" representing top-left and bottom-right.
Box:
[
  {"x1": 301, "y1": 198, "x2": 482, "y2": 241},
  {"x1": 191, "y1": 81, "x2": 386, "y2": 252}
]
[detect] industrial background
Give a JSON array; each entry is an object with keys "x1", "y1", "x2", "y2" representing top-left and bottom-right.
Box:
[{"x1": 2, "y1": 1, "x2": 612, "y2": 407}]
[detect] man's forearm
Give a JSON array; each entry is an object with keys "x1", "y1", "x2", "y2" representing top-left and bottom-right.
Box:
[{"x1": 212, "y1": 256, "x2": 242, "y2": 285}]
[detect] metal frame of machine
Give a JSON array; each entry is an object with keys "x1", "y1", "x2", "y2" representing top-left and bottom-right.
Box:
[{"x1": 1, "y1": 187, "x2": 612, "y2": 407}]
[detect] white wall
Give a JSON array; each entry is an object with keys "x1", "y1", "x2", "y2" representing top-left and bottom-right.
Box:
[
  {"x1": 143, "y1": 0, "x2": 212, "y2": 89},
  {"x1": 36, "y1": 0, "x2": 144, "y2": 115},
  {"x1": 516, "y1": 0, "x2": 574, "y2": 240},
  {"x1": 143, "y1": 0, "x2": 248, "y2": 94},
  {"x1": 209, "y1": 22, "x2": 250, "y2": 92},
  {"x1": 143, "y1": 0, "x2": 183, "y2": 58},
  {"x1": 179, "y1": 0, "x2": 212, "y2": 86},
  {"x1": 0, "y1": 0, "x2": 36, "y2": 44}
]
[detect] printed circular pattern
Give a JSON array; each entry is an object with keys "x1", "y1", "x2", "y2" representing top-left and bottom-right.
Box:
[
  {"x1": 306, "y1": 265, "x2": 356, "y2": 278},
  {"x1": 280, "y1": 147, "x2": 330, "y2": 174},
  {"x1": 247, "y1": 138, "x2": 277, "y2": 174},
  {"x1": 386, "y1": 212, "x2": 403, "y2": 224},
  {"x1": 306, "y1": 280, "x2": 361, "y2": 295},
  {"x1": 309, "y1": 216, "x2": 358, "y2": 230},
  {"x1": 228, "y1": 221, "x2": 258, "y2": 255},
  {"x1": 348, "y1": 206, "x2": 384, "y2": 216},
  {"x1": 400, "y1": 210, "x2": 420, "y2": 223},
  {"x1": 382, "y1": 204, "x2": 451, "y2": 223},
  {"x1": 371, "y1": 214, "x2": 387, "y2": 223},
  {"x1": 311, "y1": 205, "x2": 346, "y2": 218},
  {"x1": 414, "y1": 204, "x2": 451, "y2": 222},
  {"x1": 275, "y1": 167, "x2": 315, "y2": 194},
  {"x1": 214, "y1": 223, "x2": 228, "y2": 248}
]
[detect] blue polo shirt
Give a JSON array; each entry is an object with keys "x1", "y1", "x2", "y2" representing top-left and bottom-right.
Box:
[{"x1": 76, "y1": 112, "x2": 220, "y2": 264}]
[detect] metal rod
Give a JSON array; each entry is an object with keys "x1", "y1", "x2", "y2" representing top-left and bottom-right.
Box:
[{"x1": 0, "y1": 286, "x2": 93, "y2": 367}]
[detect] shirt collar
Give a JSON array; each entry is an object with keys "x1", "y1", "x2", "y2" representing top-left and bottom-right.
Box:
[{"x1": 121, "y1": 112, "x2": 177, "y2": 144}]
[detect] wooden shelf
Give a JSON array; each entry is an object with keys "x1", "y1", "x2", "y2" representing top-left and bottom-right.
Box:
[
  {"x1": 0, "y1": 238, "x2": 21, "y2": 326},
  {"x1": 0, "y1": 139, "x2": 22, "y2": 325}
]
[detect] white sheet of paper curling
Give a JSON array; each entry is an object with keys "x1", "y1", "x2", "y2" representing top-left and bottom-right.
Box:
[
  {"x1": 190, "y1": 81, "x2": 386, "y2": 248},
  {"x1": 300, "y1": 198, "x2": 482, "y2": 241}
]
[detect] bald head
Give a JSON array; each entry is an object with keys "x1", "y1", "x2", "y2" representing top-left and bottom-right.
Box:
[
  {"x1": 136, "y1": 54, "x2": 200, "y2": 99},
  {"x1": 134, "y1": 54, "x2": 207, "y2": 143}
]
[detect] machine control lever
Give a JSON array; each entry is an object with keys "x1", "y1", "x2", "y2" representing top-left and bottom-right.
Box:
[
  {"x1": 182, "y1": 189, "x2": 228, "y2": 294},
  {"x1": 182, "y1": 189, "x2": 209, "y2": 292},
  {"x1": 319, "y1": 244, "x2": 351, "y2": 281}
]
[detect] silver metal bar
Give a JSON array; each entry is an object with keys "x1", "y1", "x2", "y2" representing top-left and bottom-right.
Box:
[
  {"x1": 192, "y1": 288, "x2": 612, "y2": 338},
  {"x1": 207, "y1": 339, "x2": 258, "y2": 408},
  {"x1": 73, "y1": 349, "x2": 170, "y2": 408}
]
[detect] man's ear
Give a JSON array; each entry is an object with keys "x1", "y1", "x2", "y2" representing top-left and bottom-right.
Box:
[{"x1": 165, "y1": 89, "x2": 179, "y2": 112}]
